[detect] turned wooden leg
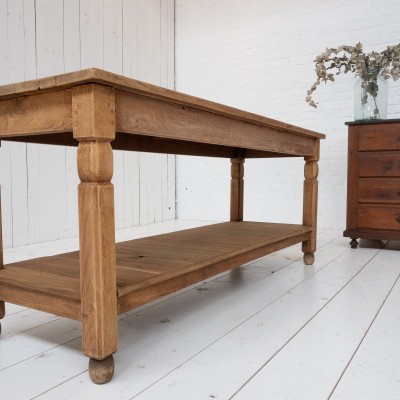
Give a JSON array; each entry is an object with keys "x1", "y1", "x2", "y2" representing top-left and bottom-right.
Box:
[
  {"x1": 302, "y1": 142, "x2": 319, "y2": 265},
  {"x1": 350, "y1": 238, "x2": 359, "y2": 249},
  {"x1": 73, "y1": 84, "x2": 118, "y2": 384},
  {"x1": 77, "y1": 141, "x2": 117, "y2": 361},
  {"x1": 230, "y1": 156, "x2": 245, "y2": 221}
]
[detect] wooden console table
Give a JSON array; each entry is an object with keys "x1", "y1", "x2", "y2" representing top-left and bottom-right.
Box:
[{"x1": 0, "y1": 69, "x2": 325, "y2": 383}]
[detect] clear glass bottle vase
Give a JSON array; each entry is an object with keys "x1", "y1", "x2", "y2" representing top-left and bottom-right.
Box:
[{"x1": 354, "y1": 71, "x2": 388, "y2": 121}]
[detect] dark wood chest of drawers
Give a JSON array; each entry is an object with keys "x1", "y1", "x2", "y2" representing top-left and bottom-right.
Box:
[{"x1": 343, "y1": 119, "x2": 400, "y2": 248}]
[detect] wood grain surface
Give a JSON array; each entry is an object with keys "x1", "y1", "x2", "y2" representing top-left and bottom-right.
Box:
[
  {"x1": 0, "y1": 222, "x2": 312, "y2": 318},
  {"x1": 358, "y1": 178, "x2": 400, "y2": 204},
  {"x1": 0, "y1": 68, "x2": 325, "y2": 140},
  {"x1": 359, "y1": 151, "x2": 400, "y2": 177},
  {"x1": 344, "y1": 121, "x2": 400, "y2": 243},
  {"x1": 0, "y1": 91, "x2": 72, "y2": 137},
  {"x1": 230, "y1": 157, "x2": 244, "y2": 221},
  {"x1": 357, "y1": 123, "x2": 400, "y2": 151},
  {"x1": 73, "y1": 84, "x2": 118, "y2": 360},
  {"x1": 115, "y1": 90, "x2": 318, "y2": 156}
]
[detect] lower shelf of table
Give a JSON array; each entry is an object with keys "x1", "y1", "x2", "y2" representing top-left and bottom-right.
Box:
[{"x1": 0, "y1": 221, "x2": 312, "y2": 320}]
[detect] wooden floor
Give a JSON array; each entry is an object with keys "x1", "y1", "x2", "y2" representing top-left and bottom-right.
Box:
[{"x1": 0, "y1": 219, "x2": 399, "y2": 400}]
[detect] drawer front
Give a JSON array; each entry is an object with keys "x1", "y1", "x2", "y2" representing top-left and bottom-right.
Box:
[
  {"x1": 357, "y1": 124, "x2": 400, "y2": 151},
  {"x1": 358, "y1": 178, "x2": 400, "y2": 204},
  {"x1": 357, "y1": 206, "x2": 400, "y2": 230},
  {"x1": 358, "y1": 152, "x2": 400, "y2": 177}
]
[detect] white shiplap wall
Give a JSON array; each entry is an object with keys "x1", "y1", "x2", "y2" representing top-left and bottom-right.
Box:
[{"x1": 0, "y1": 0, "x2": 175, "y2": 248}]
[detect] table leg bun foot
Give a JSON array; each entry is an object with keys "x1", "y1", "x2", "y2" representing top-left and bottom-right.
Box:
[
  {"x1": 350, "y1": 238, "x2": 359, "y2": 249},
  {"x1": 89, "y1": 355, "x2": 115, "y2": 384},
  {"x1": 303, "y1": 253, "x2": 315, "y2": 265}
]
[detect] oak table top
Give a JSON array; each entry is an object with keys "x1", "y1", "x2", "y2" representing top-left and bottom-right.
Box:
[{"x1": 0, "y1": 68, "x2": 324, "y2": 155}]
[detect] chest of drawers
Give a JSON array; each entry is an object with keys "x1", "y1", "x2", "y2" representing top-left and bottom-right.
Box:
[{"x1": 343, "y1": 119, "x2": 400, "y2": 248}]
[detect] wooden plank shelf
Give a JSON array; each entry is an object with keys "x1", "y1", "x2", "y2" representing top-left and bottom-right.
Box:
[{"x1": 0, "y1": 222, "x2": 311, "y2": 320}]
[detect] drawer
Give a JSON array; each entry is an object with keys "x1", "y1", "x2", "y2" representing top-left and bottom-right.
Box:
[
  {"x1": 357, "y1": 124, "x2": 400, "y2": 151},
  {"x1": 358, "y1": 178, "x2": 400, "y2": 204},
  {"x1": 357, "y1": 205, "x2": 400, "y2": 230},
  {"x1": 358, "y1": 151, "x2": 400, "y2": 177}
]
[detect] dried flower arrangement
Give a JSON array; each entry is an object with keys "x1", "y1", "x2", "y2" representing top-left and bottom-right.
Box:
[{"x1": 306, "y1": 42, "x2": 400, "y2": 112}]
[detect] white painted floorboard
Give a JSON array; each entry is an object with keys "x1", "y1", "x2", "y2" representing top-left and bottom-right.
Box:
[
  {"x1": 329, "y1": 241, "x2": 400, "y2": 400},
  {"x1": 0, "y1": 220, "x2": 399, "y2": 400}
]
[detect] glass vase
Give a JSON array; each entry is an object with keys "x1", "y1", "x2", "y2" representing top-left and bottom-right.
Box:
[{"x1": 354, "y1": 72, "x2": 388, "y2": 121}]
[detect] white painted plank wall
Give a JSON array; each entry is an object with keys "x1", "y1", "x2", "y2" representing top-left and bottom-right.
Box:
[{"x1": 0, "y1": 0, "x2": 176, "y2": 248}]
